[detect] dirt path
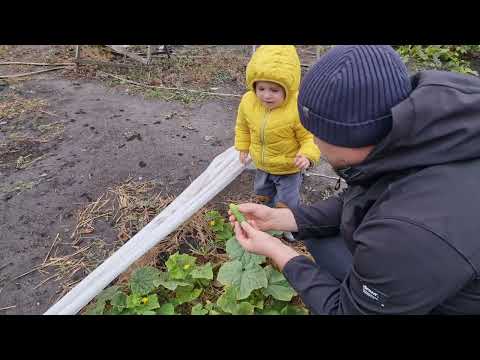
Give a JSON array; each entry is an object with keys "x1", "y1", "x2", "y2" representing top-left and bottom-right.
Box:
[{"x1": 0, "y1": 46, "x2": 338, "y2": 314}]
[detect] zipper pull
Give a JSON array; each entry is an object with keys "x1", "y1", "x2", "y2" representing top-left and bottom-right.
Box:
[{"x1": 334, "y1": 177, "x2": 342, "y2": 191}]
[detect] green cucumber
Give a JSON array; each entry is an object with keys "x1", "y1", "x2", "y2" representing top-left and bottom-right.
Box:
[{"x1": 229, "y1": 203, "x2": 246, "y2": 223}]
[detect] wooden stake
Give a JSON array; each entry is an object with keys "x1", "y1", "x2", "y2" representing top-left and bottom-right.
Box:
[
  {"x1": 0, "y1": 66, "x2": 70, "y2": 79},
  {"x1": 0, "y1": 62, "x2": 75, "y2": 66}
]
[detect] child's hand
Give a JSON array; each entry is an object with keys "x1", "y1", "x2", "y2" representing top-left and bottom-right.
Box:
[
  {"x1": 294, "y1": 153, "x2": 310, "y2": 170},
  {"x1": 239, "y1": 152, "x2": 250, "y2": 165}
]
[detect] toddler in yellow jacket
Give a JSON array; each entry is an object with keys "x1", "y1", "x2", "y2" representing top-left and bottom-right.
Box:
[{"x1": 234, "y1": 45, "x2": 320, "y2": 209}]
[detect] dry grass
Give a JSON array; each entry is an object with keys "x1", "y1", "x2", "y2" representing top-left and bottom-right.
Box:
[
  {"x1": 0, "y1": 94, "x2": 47, "y2": 120},
  {"x1": 15, "y1": 153, "x2": 46, "y2": 170},
  {"x1": 80, "y1": 46, "x2": 114, "y2": 62},
  {"x1": 38, "y1": 122, "x2": 65, "y2": 142},
  {"x1": 84, "y1": 48, "x2": 248, "y2": 103},
  {"x1": 36, "y1": 178, "x2": 173, "y2": 299},
  {"x1": 0, "y1": 45, "x2": 9, "y2": 58},
  {"x1": 0, "y1": 180, "x2": 37, "y2": 194},
  {"x1": 0, "y1": 93, "x2": 64, "y2": 171},
  {"x1": 0, "y1": 137, "x2": 44, "y2": 171}
]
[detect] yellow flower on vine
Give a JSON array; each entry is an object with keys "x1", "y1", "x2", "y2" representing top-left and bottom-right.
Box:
[
  {"x1": 141, "y1": 297, "x2": 149, "y2": 304},
  {"x1": 209, "y1": 220, "x2": 215, "y2": 227},
  {"x1": 183, "y1": 264, "x2": 191, "y2": 270}
]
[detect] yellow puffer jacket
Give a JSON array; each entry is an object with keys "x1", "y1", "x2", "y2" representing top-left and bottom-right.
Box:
[{"x1": 234, "y1": 45, "x2": 320, "y2": 175}]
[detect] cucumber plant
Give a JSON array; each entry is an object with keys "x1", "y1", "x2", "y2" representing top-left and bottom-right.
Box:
[
  {"x1": 395, "y1": 45, "x2": 480, "y2": 75},
  {"x1": 84, "y1": 207, "x2": 308, "y2": 315}
]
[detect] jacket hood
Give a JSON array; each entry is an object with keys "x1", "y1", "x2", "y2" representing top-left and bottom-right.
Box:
[
  {"x1": 337, "y1": 70, "x2": 480, "y2": 184},
  {"x1": 246, "y1": 45, "x2": 301, "y2": 104}
]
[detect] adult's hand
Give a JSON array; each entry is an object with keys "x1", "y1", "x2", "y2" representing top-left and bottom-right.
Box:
[
  {"x1": 234, "y1": 220, "x2": 300, "y2": 270},
  {"x1": 228, "y1": 203, "x2": 298, "y2": 232}
]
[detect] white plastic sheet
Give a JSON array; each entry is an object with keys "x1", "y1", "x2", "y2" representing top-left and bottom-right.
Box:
[{"x1": 44, "y1": 146, "x2": 245, "y2": 315}]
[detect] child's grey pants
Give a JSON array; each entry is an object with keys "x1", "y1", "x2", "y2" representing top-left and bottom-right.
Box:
[{"x1": 253, "y1": 169, "x2": 303, "y2": 208}]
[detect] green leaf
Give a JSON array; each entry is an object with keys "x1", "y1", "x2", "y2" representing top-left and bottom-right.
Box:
[
  {"x1": 212, "y1": 222, "x2": 224, "y2": 232},
  {"x1": 257, "y1": 308, "x2": 281, "y2": 315},
  {"x1": 165, "y1": 252, "x2": 197, "y2": 280},
  {"x1": 157, "y1": 303, "x2": 176, "y2": 315},
  {"x1": 246, "y1": 290, "x2": 265, "y2": 310},
  {"x1": 143, "y1": 294, "x2": 161, "y2": 310},
  {"x1": 86, "y1": 286, "x2": 122, "y2": 314},
  {"x1": 126, "y1": 293, "x2": 160, "y2": 312},
  {"x1": 266, "y1": 230, "x2": 284, "y2": 238},
  {"x1": 154, "y1": 271, "x2": 190, "y2": 291},
  {"x1": 204, "y1": 302, "x2": 225, "y2": 315},
  {"x1": 225, "y1": 237, "x2": 266, "y2": 266},
  {"x1": 119, "y1": 308, "x2": 136, "y2": 315},
  {"x1": 191, "y1": 303, "x2": 209, "y2": 315},
  {"x1": 205, "y1": 210, "x2": 221, "y2": 221},
  {"x1": 108, "y1": 306, "x2": 125, "y2": 315},
  {"x1": 216, "y1": 287, "x2": 254, "y2": 315},
  {"x1": 111, "y1": 291, "x2": 127, "y2": 309},
  {"x1": 238, "y1": 263, "x2": 268, "y2": 300},
  {"x1": 217, "y1": 260, "x2": 268, "y2": 300},
  {"x1": 198, "y1": 278, "x2": 211, "y2": 287},
  {"x1": 208, "y1": 310, "x2": 224, "y2": 315},
  {"x1": 96, "y1": 286, "x2": 120, "y2": 304},
  {"x1": 84, "y1": 303, "x2": 105, "y2": 315},
  {"x1": 263, "y1": 284, "x2": 296, "y2": 302},
  {"x1": 262, "y1": 265, "x2": 296, "y2": 301},
  {"x1": 280, "y1": 305, "x2": 309, "y2": 316},
  {"x1": 233, "y1": 302, "x2": 255, "y2": 315},
  {"x1": 217, "y1": 260, "x2": 243, "y2": 286},
  {"x1": 191, "y1": 262, "x2": 213, "y2": 280},
  {"x1": 127, "y1": 293, "x2": 142, "y2": 308},
  {"x1": 175, "y1": 285, "x2": 203, "y2": 304},
  {"x1": 217, "y1": 226, "x2": 233, "y2": 241},
  {"x1": 217, "y1": 286, "x2": 239, "y2": 314},
  {"x1": 258, "y1": 299, "x2": 288, "y2": 315},
  {"x1": 130, "y1": 266, "x2": 161, "y2": 295},
  {"x1": 140, "y1": 310, "x2": 157, "y2": 315}
]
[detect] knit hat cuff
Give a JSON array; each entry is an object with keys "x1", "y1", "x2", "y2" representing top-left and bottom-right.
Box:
[{"x1": 300, "y1": 105, "x2": 393, "y2": 148}]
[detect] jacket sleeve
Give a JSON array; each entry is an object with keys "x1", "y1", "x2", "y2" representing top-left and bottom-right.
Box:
[
  {"x1": 234, "y1": 97, "x2": 251, "y2": 152},
  {"x1": 290, "y1": 196, "x2": 343, "y2": 239},
  {"x1": 293, "y1": 121, "x2": 321, "y2": 165},
  {"x1": 283, "y1": 218, "x2": 473, "y2": 315}
]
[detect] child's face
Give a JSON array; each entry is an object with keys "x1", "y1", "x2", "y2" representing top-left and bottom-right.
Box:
[{"x1": 255, "y1": 81, "x2": 285, "y2": 109}]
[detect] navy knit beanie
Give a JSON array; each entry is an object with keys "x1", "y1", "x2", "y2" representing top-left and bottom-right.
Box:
[{"x1": 298, "y1": 45, "x2": 412, "y2": 147}]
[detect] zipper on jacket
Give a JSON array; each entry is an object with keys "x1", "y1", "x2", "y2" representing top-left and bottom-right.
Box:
[{"x1": 260, "y1": 108, "x2": 271, "y2": 167}]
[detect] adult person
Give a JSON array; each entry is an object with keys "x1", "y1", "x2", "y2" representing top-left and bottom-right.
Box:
[{"x1": 229, "y1": 45, "x2": 480, "y2": 314}]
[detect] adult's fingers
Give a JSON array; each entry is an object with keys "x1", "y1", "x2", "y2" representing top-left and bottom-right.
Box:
[
  {"x1": 249, "y1": 219, "x2": 259, "y2": 230},
  {"x1": 234, "y1": 222, "x2": 247, "y2": 242},
  {"x1": 240, "y1": 220, "x2": 258, "y2": 237},
  {"x1": 237, "y1": 203, "x2": 260, "y2": 214}
]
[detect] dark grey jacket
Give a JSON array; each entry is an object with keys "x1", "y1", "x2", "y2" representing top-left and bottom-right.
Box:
[{"x1": 284, "y1": 70, "x2": 480, "y2": 314}]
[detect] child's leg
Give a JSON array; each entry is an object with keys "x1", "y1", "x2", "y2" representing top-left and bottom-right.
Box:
[
  {"x1": 253, "y1": 170, "x2": 276, "y2": 207},
  {"x1": 272, "y1": 173, "x2": 303, "y2": 209}
]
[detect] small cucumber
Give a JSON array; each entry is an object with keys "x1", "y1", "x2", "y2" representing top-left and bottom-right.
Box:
[{"x1": 229, "y1": 203, "x2": 246, "y2": 223}]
